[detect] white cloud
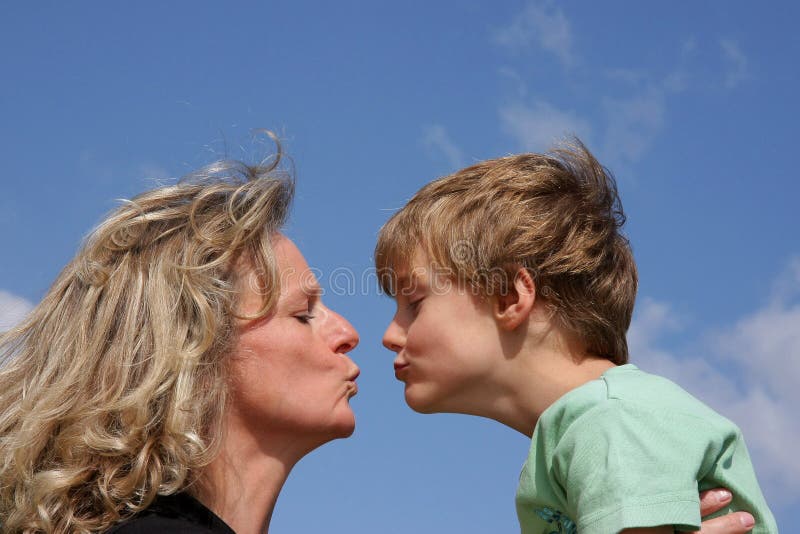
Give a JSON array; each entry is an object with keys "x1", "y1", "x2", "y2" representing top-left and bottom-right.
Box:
[
  {"x1": 601, "y1": 87, "x2": 666, "y2": 169},
  {"x1": 715, "y1": 259, "x2": 800, "y2": 414},
  {"x1": 598, "y1": 61, "x2": 694, "y2": 169},
  {"x1": 499, "y1": 99, "x2": 592, "y2": 152},
  {"x1": 493, "y1": 1, "x2": 574, "y2": 67},
  {"x1": 720, "y1": 39, "x2": 748, "y2": 89},
  {"x1": 77, "y1": 148, "x2": 119, "y2": 186},
  {"x1": 494, "y1": 26, "x2": 750, "y2": 170},
  {"x1": 682, "y1": 37, "x2": 698, "y2": 55},
  {"x1": 420, "y1": 125, "x2": 465, "y2": 169},
  {"x1": 604, "y1": 68, "x2": 648, "y2": 86},
  {"x1": 628, "y1": 261, "x2": 800, "y2": 508},
  {"x1": 662, "y1": 69, "x2": 689, "y2": 93},
  {"x1": 769, "y1": 256, "x2": 800, "y2": 304},
  {"x1": 498, "y1": 67, "x2": 529, "y2": 100},
  {"x1": 138, "y1": 163, "x2": 172, "y2": 183},
  {"x1": 0, "y1": 290, "x2": 33, "y2": 332},
  {"x1": 499, "y1": 80, "x2": 677, "y2": 170}
]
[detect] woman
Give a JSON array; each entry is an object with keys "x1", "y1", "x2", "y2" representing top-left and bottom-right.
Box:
[
  {"x1": 0, "y1": 139, "x2": 358, "y2": 533},
  {"x1": 0, "y1": 138, "x2": 754, "y2": 534}
]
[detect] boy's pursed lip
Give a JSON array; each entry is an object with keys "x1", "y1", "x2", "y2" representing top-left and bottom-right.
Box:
[{"x1": 394, "y1": 361, "x2": 410, "y2": 380}]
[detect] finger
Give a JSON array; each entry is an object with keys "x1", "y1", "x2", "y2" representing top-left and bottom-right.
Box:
[
  {"x1": 699, "y1": 489, "x2": 732, "y2": 516},
  {"x1": 690, "y1": 512, "x2": 756, "y2": 534}
]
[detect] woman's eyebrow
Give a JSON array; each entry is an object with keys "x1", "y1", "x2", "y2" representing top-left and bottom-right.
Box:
[{"x1": 288, "y1": 281, "x2": 323, "y2": 303}]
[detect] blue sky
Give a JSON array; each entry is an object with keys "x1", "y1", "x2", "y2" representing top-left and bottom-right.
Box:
[{"x1": 1, "y1": 1, "x2": 797, "y2": 531}]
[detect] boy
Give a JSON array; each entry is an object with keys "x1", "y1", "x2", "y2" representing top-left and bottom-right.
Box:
[{"x1": 375, "y1": 140, "x2": 776, "y2": 533}]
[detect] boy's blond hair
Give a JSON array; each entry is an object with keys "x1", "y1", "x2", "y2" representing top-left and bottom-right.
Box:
[{"x1": 375, "y1": 139, "x2": 637, "y2": 364}]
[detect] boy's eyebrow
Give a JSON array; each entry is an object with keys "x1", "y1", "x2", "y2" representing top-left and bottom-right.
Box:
[
  {"x1": 396, "y1": 271, "x2": 428, "y2": 296},
  {"x1": 395, "y1": 274, "x2": 412, "y2": 289}
]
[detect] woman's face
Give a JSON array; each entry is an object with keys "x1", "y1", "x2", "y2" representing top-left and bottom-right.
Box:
[{"x1": 227, "y1": 235, "x2": 360, "y2": 445}]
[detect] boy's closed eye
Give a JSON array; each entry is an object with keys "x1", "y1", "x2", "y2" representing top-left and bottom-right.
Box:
[{"x1": 407, "y1": 297, "x2": 424, "y2": 313}]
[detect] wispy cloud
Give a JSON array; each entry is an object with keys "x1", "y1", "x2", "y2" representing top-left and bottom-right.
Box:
[
  {"x1": 420, "y1": 124, "x2": 465, "y2": 169},
  {"x1": 78, "y1": 148, "x2": 116, "y2": 185},
  {"x1": 601, "y1": 87, "x2": 666, "y2": 169},
  {"x1": 494, "y1": 20, "x2": 750, "y2": 170},
  {"x1": 499, "y1": 99, "x2": 592, "y2": 152},
  {"x1": 769, "y1": 256, "x2": 800, "y2": 304},
  {"x1": 720, "y1": 39, "x2": 749, "y2": 89},
  {"x1": 629, "y1": 258, "x2": 800, "y2": 509},
  {"x1": 598, "y1": 58, "x2": 697, "y2": 169},
  {"x1": 0, "y1": 290, "x2": 33, "y2": 332},
  {"x1": 498, "y1": 67, "x2": 529, "y2": 100},
  {"x1": 499, "y1": 82, "x2": 676, "y2": 170},
  {"x1": 493, "y1": 1, "x2": 574, "y2": 67},
  {"x1": 138, "y1": 163, "x2": 172, "y2": 183}
]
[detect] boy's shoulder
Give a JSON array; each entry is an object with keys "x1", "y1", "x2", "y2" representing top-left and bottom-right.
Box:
[
  {"x1": 526, "y1": 364, "x2": 777, "y2": 534},
  {"x1": 538, "y1": 364, "x2": 739, "y2": 442},
  {"x1": 602, "y1": 364, "x2": 734, "y2": 424}
]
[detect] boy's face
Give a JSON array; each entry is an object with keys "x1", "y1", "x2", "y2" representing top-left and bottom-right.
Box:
[{"x1": 382, "y1": 248, "x2": 503, "y2": 415}]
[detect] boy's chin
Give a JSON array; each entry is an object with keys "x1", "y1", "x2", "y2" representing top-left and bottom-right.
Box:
[{"x1": 404, "y1": 387, "x2": 443, "y2": 414}]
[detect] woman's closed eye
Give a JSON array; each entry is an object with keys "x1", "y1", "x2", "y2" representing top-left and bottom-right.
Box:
[
  {"x1": 294, "y1": 303, "x2": 316, "y2": 324},
  {"x1": 295, "y1": 312, "x2": 316, "y2": 324}
]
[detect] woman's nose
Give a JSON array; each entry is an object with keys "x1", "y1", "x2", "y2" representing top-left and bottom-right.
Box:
[{"x1": 330, "y1": 309, "x2": 359, "y2": 354}]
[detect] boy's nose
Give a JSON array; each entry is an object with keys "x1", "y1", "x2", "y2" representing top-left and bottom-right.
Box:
[{"x1": 382, "y1": 320, "x2": 405, "y2": 353}]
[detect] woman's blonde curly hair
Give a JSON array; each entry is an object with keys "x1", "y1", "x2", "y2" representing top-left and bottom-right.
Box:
[{"x1": 0, "y1": 139, "x2": 294, "y2": 533}]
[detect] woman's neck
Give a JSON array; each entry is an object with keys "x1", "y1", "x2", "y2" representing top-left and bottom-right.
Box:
[{"x1": 199, "y1": 427, "x2": 319, "y2": 534}]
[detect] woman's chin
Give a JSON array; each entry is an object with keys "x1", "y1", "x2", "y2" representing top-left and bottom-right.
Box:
[{"x1": 325, "y1": 410, "x2": 356, "y2": 440}]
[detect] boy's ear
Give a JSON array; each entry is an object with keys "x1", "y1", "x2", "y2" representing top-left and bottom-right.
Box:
[{"x1": 493, "y1": 267, "x2": 536, "y2": 331}]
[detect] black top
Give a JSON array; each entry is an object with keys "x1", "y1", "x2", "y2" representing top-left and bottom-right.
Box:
[{"x1": 106, "y1": 493, "x2": 236, "y2": 533}]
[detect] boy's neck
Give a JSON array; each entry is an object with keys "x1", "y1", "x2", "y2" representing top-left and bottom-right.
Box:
[{"x1": 496, "y1": 346, "x2": 617, "y2": 438}]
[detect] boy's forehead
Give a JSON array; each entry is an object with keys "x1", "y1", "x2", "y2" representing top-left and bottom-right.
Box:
[
  {"x1": 394, "y1": 247, "x2": 461, "y2": 295},
  {"x1": 395, "y1": 265, "x2": 425, "y2": 291},
  {"x1": 394, "y1": 247, "x2": 429, "y2": 281}
]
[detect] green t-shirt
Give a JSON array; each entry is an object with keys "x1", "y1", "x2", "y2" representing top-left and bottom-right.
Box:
[{"x1": 515, "y1": 364, "x2": 777, "y2": 534}]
